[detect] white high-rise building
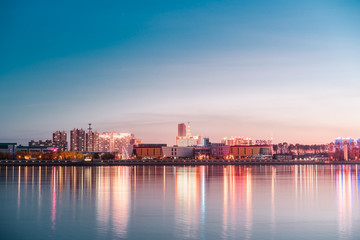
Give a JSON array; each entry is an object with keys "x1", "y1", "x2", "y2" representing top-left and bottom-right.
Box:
[
  {"x1": 176, "y1": 122, "x2": 202, "y2": 147},
  {"x1": 99, "y1": 132, "x2": 135, "y2": 154}
]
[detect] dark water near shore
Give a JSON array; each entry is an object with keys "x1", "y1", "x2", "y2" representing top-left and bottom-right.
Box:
[{"x1": 1, "y1": 165, "x2": 360, "y2": 239}]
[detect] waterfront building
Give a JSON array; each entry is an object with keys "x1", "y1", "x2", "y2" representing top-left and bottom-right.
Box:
[
  {"x1": 194, "y1": 146, "x2": 211, "y2": 159},
  {"x1": 254, "y1": 139, "x2": 273, "y2": 145},
  {"x1": 114, "y1": 133, "x2": 133, "y2": 152},
  {"x1": 16, "y1": 145, "x2": 56, "y2": 153},
  {"x1": 210, "y1": 143, "x2": 230, "y2": 159},
  {"x1": 177, "y1": 137, "x2": 197, "y2": 147},
  {"x1": 344, "y1": 144, "x2": 349, "y2": 161},
  {"x1": 222, "y1": 137, "x2": 253, "y2": 146},
  {"x1": 130, "y1": 138, "x2": 142, "y2": 146},
  {"x1": 274, "y1": 143, "x2": 329, "y2": 155},
  {"x1": 230, "y1": 145, "x2": 273, "y2": 159},
  {"x1": 134, "y1": 144, "x2": 167, "y2": 159},
  {"x1": 29, "y1": 140, "x2": 53, "y2": 147},
  {"x1": 70, "y1": 128, "x2": 86, "y2": 152},
  {"x1": 0, "y1": 143, "x2": 16, "y2": 154},
  {"x1": 53, "y1": 130, "x2": 68, "y2": 151},
  {"x1": 201, "y1": 137, "x2": 211, "y2": 147},
  {"x1": 162, "y1": 146, "x2": 195, "y2": 159},
  {"x1": 86, "y1": 130, "x2": 100, "y2": 152},
  {"x1": 331, "y1": 137, "x2": 360, "y2": 161},
  {"x1": 275, "y1": 154, "x2": 293, "y2": 161},
  {"x1": 328, "y1": 142, "x2": 335, "y2": 153},
  {"x1": 335, "y1": 137, "x2": 356, "y2": 151},
  {"x1": 99, "y1": 133, "x2": 111, "y2": 152},
  {"x1": 99, "y1": 132, "x2": 135, "y2": 157},
  {"x1": 176, "y1": 122, "x2": 202, "y2": 147}
]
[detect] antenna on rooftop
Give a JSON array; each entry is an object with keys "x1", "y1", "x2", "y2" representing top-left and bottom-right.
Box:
[{"x1": 88, "y1": 123, "x2": 92, "y2": 132}]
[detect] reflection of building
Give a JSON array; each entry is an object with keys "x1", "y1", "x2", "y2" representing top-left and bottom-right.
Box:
[
  {"x1": 174, "y1": 167, "x2": 201, "y2": 238},
  {"x1": 53, "y1": 131, "x2": 68, "y2": 151},
  {"x1": 70, "y1": 128, "x2": 86, "y2": 152},
  {"x1": 162, "y1": 146, "x2": 195, "y2": 159},
  {"x1": 230, "y1": 145, "x2": 273, "y2": 159},
  {"x1": 96, "y1": 167, "x2": 130, "y2": 238},
  {"x1": 134, "y1": 144, "x2": 167, "y2": 159}
]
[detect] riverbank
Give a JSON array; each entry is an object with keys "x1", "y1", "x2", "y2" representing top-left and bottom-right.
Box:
[{"x1": 0, "y1": 159, "x2": 358, "y2": 166}]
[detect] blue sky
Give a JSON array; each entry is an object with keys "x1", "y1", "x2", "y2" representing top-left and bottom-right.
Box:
[{"x1": 1, "y1": 0, "x2": 360, "y2": 145}]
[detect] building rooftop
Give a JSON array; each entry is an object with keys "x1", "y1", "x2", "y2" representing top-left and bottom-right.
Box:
[
  {"x1": 17, "y1": 145, "x2": 48, "y2": 149},
  {"x1": 0, "y1": 143, "x2": 17, "y2": 146}
]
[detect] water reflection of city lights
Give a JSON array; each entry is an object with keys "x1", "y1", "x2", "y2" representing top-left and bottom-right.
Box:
[
  {"x1": 175, "y1": 167, "x2": 201, "y2": 239},
  {"x1": 221, "y1": 166, "x2": 253, "y2": 239},
  {"x1": 3, "y1": 165, "x2": 360, "y2": 239},
  {"x1": 335, "y1": 165, "x2": 356, "y2": 239},
  {"x1": 51, "y1": 166, "x2": 56, "y2": 231}
]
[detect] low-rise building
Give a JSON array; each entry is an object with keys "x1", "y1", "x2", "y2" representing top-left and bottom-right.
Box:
[
  {"x1": 162, "y1": 146, "x2": 195, "y2": 159},
  {"x1": 210, "y1": 143, "x2": 230, "y2": 159},
  {"x1": 29, "y1": 140, "x2": 53, "y2": 147},
  {"x1": 275, "y1": 154, "x2": 293, "y2": 161},
  {"x1": 195, "y1": 147, "x2": 211, "y2": 160},
  {"x1": 230, "y1": 145, "x2": 273, "y2": 159},
  {"x1": 134, "y1": 144, "x2": 167, "y2": 159},
  {"x1": 16, "y1": 145, "x2": 56, "y2": 153},
  {"x1": 0, "y1": 143, "x2": 17, "y2": 155}
]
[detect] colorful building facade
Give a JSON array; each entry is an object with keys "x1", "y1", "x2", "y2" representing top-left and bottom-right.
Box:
[
  {"x1": 230, "y1": 145, "x2": 273, "y2": 159},
  {"x1": 134, "y1": 144, "x2": 167, "y2": 159}
]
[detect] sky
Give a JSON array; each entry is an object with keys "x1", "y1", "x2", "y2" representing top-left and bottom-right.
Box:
[{"x1": 0, "y1": 0, "x2": 360, "y2": 145}]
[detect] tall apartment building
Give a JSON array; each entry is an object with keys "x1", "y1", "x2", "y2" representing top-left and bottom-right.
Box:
[
  {"x1": 99, "y1": 133, "x2": 112, "y2": 152},
  {"x1": 99, "y1": 132, "x2": 135, "y2": 154},
  {"x1": 178, "y1": 123, "x2": 186, "y2": 137},
  {"x1": 86, "y1": 130, "x2": 100, "y2": 152},
  {"x1": 176, "y1": 122, "x2": 202, "y2": 147},
  {"x1": 70, "y1": 128, "x2": 86, "y2": 152},
  {"x1": 53, "y1": 130, "x2": 68, "y2": 151}
]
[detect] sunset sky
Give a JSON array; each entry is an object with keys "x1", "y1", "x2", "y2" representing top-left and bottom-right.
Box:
[{"x1": 1, "y1": 0, "x2": 359, "y2": 145}]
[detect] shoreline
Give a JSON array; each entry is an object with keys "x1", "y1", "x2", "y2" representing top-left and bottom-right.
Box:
[{"x1": 0, "y1": 159, "x2": 358, "y2": 166}]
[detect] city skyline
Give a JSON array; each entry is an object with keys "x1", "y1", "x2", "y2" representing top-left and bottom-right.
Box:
[
  {"x1": 1, "y1": 0, "x2": 359, "y2": 145},
  {"x1": 12, "y1": 122, "x2": 360, "y2": 147},
  {"x1": 3, "y1": 118, "x2": 360, "y2": 147},
  {"x1": 2, "y1": 2, "x2": 360, "y2": 240}
]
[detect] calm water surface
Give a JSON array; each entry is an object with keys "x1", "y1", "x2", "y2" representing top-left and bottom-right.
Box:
[{"x1": 1, "y1": 165, "x2": 360, "y2": 239}]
